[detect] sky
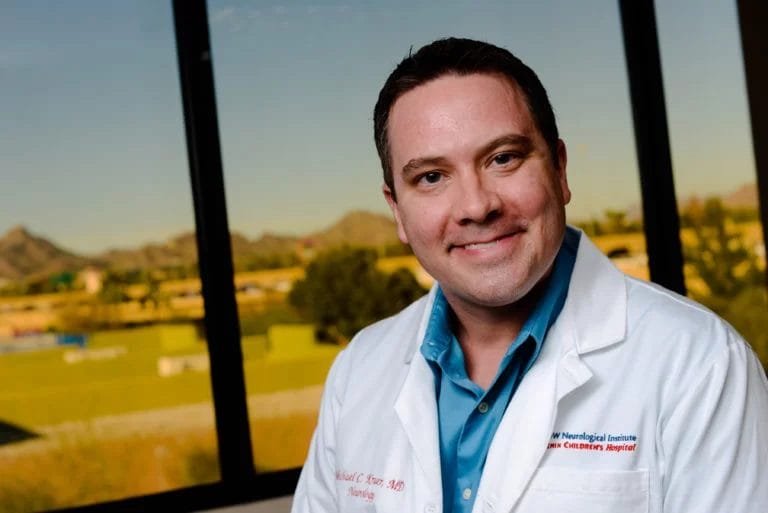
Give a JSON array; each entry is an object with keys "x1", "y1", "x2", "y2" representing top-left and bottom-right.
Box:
[{"x1": 0, "y1": 0, "x2": 757, "y2": 254}]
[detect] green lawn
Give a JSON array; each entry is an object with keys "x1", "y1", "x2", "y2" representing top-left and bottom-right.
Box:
[{"x1": 0, "y1": 323, "x2": 339, "y2": 428}]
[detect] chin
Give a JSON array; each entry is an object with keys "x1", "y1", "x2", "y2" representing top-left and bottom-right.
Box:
[{"x1": 460, "y1": 279, "x2": 535, "y2": 308}]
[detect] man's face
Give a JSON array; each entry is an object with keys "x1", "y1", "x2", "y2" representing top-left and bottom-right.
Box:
[{"x1": 384, "y1": 73, "x2": 570, "y2": 312}]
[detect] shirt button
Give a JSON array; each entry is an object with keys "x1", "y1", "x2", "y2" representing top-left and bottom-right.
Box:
[
  {"x1": 478, "y1": 402, "x2": 489, "y2": 413},
  {"x1": 462, "y1": 487, "x2": 473, "y2": 500}
]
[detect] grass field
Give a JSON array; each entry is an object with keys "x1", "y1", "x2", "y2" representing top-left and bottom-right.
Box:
[{"x1": 0, "y1": 322, "x2": 340, "y2": 512}]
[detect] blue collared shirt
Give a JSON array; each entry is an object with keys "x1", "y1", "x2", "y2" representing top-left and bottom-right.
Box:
[{"x1": 420, "y1": 227, "x2": 580, "y2": 513}]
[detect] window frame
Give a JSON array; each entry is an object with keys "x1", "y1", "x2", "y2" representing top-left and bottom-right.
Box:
[{"x1": 48, "y1": 0, "x2": 767, "y2": 511}]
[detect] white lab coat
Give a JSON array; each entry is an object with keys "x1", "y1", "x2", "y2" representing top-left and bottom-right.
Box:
[{"x1": 292, "y1": 232, "x2": 768, "y2": 513}]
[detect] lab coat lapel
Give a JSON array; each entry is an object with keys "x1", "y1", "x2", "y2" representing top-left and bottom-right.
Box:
[
  {"x1": 393, "y1": 286, "x2": 442, "y2": 500},
  {"x1": 394, "y1": 352, "x2": 442, "y2": 500},
  {"x1": 475, "y1": 232, "x2": 627, "y2": 513},
  {"x1": 475, "y1": 314, "x2": 592, "y2": 513}
]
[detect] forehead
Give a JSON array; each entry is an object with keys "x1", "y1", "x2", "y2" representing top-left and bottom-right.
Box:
[{"x1": 387, "y1": 73, "x2": 538, "y2": 168}]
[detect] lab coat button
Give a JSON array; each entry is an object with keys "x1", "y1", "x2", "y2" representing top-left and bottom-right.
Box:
[{"x1": 424, "y1": 503, "x2": 437, "y2": 513}]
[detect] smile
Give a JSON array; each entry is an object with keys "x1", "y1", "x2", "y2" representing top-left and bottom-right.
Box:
[
  {"x1": 463, "y1": 240, "x2": 500, "y2": 250},
  {"x1": 454, "y1": 231, "x2": 522, "y2": 251}
]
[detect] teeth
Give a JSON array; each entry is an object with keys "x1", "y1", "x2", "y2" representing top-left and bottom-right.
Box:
[{"x1": 464, "y1": 240, "x2": 498, "y2": 250}]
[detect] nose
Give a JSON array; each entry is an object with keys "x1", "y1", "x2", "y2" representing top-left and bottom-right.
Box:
[{"x1": 453, "y1": 171, "x2": 502, "y2": 225}]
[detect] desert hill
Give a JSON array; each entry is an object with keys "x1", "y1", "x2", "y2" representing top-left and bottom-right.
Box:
[
  {"x1": 0, "y1": 211, "x2": 400, "y2": 281},
  {"x1": 723, "y1": 183, "x2": 758, "y2": 210},
  {"x1": 0, "y1": 226, "x2": 89, "y2": 281}
]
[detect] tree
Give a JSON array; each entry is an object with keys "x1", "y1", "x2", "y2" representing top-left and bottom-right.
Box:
[
  {"x1": 288, "y1": 247, "x2": 427, "y2": 342},
  {"x1": 683, "y1": 197, "x2": 767, "y2": 368},
  {"x1": 684, "y1": 198, "x2": 763, "y2": 297},
  {"x1": 98, "y1": 271, "x2": 130, "y2": 304}
]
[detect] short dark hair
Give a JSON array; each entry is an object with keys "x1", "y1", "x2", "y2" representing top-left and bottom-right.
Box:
[{"x1": 373, "y1": 37, "x2": 560, "y2": 199}]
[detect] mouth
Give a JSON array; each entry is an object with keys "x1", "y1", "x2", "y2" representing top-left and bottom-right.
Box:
[
  {"x1": 463, "y1": 239, "x2": 502, "y2": 250},
  {"x1": 452, "y1": 230, "x2": 523, "y2": 251}
]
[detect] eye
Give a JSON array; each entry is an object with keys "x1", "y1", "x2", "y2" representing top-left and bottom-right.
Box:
[
  {"x1": 419, "y1": 171, "x2": 442, "y2": 185},
  {"x1": 491, "y1": 152, "x2": 517, "y2": 166}
]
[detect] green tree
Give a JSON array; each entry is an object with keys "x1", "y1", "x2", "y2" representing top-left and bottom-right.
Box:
[
  {"x1": 684, "y1": 198, "x2": 763, "y2": 297},
  {"x1": 683, "y1": 197, "x2": 767, "y2": 368},
  {"x1": 288, "y1": 247, "x2": 427, "y2": 341},
  {"x1": 603, "y1": 209, "x2": 628, "y2": 234},
  {"x1": 98, "y1": 271, "x2": 130, "y2": 304}
]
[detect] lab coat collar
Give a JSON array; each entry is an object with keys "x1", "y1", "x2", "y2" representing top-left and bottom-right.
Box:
[
  {"x1": 402, "y1": 285, "x2": 438, "y2": 364},
  {"x1": 565, "y1": 230, "x2": 628, "y2": 355}
]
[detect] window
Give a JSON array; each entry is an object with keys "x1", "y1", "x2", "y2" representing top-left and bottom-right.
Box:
[
  {"x1": 656, "y1": 0, "x2": 768, "y2": 367},
  {"x1": 207, "y1": 0, "x2": 647, "y2": 475},
  {"x1": 0, "y1": 2, "x2": 218, "y2": 510},
  {"x1": 5, "y1": 2, "x2": 761, "y2": 511}
]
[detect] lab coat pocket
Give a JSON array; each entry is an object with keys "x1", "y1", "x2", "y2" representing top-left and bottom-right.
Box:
[{"x1": 516, "y1": 466, "x2": 648, "y2": 513}]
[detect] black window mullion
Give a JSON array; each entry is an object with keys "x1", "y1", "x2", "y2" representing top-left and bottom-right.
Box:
[
  {"x1": 172, "y1": 0, "x2": 256, "y2": 492},
  {"x1": 737, "y1": 0, "x2": 768, "y2": 288},
  {"x1": 618, "y1": 0, "x2": 686, "y2": 295}
]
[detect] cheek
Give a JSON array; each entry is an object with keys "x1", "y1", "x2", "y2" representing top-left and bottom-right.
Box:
[
  {"x1": 510, "y1": 177, "x2": 553, "y2": 217},
  {"x1": 404, "y1": 219, "x2": 438, "y2": 248},
  {"x1": 399, "y1": 193, "x2": 444, "y2": 225}
]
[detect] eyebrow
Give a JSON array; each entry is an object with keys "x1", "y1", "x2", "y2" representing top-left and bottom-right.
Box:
[
  {"x1": 476, "y1": 134, "x2": 533, "y2": 159},
  {"x1": 400, "y1": 134, "x2": 534, "y2": 177},
  {"x1": 401, "y1": 156, "x2": 451, "y2": 178}
]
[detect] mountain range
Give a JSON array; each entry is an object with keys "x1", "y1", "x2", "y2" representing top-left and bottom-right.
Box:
[
  {"x1": 0, "y1": 210, "x2": 401, "y2": 282},
  {"x1": 1, "y1": 182, "x2": 760, "y2": 282}
]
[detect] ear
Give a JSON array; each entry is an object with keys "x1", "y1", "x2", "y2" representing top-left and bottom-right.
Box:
[
  {"x1": 383, "y1": 184, "x2": 409, "y2": 244},
  {"x1": 556, "y1": 139, "x2": 571, "y2": 205}
]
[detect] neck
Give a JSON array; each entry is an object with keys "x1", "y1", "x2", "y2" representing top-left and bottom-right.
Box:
[
  {"x1": 443, "y1": 278, "x2": 549, "y2": 389},
  {"x1": 448, "y1": 278, "x2": 547, "y2": 346}
]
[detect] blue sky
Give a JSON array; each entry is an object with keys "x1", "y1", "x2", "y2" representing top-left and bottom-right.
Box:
[{"x1": 0, "y1": 1, "x2": 756, "y2": 254}]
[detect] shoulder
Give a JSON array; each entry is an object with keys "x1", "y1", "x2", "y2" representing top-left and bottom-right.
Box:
[
  {"x1": 624, "y1": 275, "x2": 738, "y2": 349},
  {"x1": 344, "y1": 292, "x2": 431, "y2": 367},
  {"x1": 571, "y1": 231, "x2": 760, "y2": 388},
  {"x1": 323, "y1": 292, "x2": 433, "y2": 395},
  {"x1": 621, "y1": 274, "x2": 764, "y2": 398},
  {"x1": 626, "y1": 276, "x2": 721, "y2": 325},
  {"x1": 573, "y1": 229, "x2": 747, "y2": 361}
]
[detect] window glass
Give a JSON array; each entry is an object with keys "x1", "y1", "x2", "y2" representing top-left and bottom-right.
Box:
[
  {"x1": 656, "y1": 0, "x2": 767, "y2": 368},
  {"x1": 0, "y1": 2, "x2": 218, "y2": 510},
  {"x1": 208, "y1": 0, "x2": 646, "y2": 473}
]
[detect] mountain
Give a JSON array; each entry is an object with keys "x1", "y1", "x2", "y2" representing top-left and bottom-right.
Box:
[
  {"x1": 613, "y1": 183, "x2": 758, "y2": 224},
  {"x1": 96, "y1": 232, "x2": 200, "y2": 270},
  {"x1": 308, "y1": 210, "x2": 399, "y2": 247},
  {"x1": 248, "y1": 232, "x2": 300, "y2": 255},
  {"x1": 0, "y1": 211, "x2": 401, "y2": 281},
  {"x1": 93, "y1": 211, "x2": 398, "y2": 271},
  {"x1": 723, "y1": 183, "x2": 758, "y2": 210},
  {"x1": 0, "y1": 226, "x2": 90, "y2": 281}
]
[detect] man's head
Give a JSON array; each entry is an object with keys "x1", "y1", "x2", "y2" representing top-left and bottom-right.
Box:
[
  {"x1": 374, "y1": 37, "x2": 560, "y2": 200},
  {"x1": 375, "y1": 38, "x2": 570, "y2": 313}
]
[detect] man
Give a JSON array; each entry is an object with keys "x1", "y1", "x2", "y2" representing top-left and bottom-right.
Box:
[{"x1": 292, "y1": 38, "x2": 768, "y2": 513}]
